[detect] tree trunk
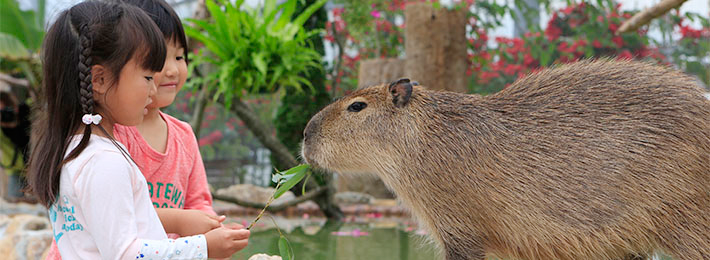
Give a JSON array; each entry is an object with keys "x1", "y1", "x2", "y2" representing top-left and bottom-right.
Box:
[
  {"x1": 226, "y1": 97, "x2": 298, "y2": 168},
  {"x1": 357, "y1": 58, "x2": 406, "y2": 89},
  {"x1": 404, "y1": 3, "x2": 468, "y2": 93},
  {"x1": 270, "y1": 0, "x2": 343, "y2": 220},
  {"x1": 617, "y1": 0, "x2": 689, "y2": 34},
  {"x1": 191, "y1": 0, "x2": 342, "y2": 219}
]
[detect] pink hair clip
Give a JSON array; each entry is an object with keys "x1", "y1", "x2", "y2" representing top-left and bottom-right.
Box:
[{"x1": 82, "y1": 114, "x2": 102, "y2": 125}]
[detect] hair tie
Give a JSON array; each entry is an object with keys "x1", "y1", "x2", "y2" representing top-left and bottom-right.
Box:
[{"x1": 82, "y1": 114, "x2": 102, "y2": 125}]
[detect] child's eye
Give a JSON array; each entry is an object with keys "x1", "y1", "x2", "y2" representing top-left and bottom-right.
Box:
[
  {"x1": 144, "y1": 76, "x2": 154, "y2": 81},
  {"x1": 176, "y1": 56, "x2": 184, "y2": 61}
]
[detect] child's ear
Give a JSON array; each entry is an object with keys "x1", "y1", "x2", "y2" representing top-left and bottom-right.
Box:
[{"x1": 91, "y1": 65, "x2": 108, "y2": 94}]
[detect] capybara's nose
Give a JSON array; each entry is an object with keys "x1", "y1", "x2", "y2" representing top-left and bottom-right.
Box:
[
  {"x1": 303, "y1": 118, "x2": 314, "y2": 142},
  {"x1": 303, "y1": 112, "x2": 323, "y2": 142}
]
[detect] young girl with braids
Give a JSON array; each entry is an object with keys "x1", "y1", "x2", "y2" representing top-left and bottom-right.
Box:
[
  {"x1": 45, "y1": 0, "x2": 243, "y2": 258},
  {"x1": 27, "y1": 1, "x2": 249, "y2": 259}
]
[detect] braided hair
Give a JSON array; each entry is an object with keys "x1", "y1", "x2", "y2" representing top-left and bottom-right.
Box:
[{"x1": 27, "y1": 1, "x2": 166, "y2": 207}]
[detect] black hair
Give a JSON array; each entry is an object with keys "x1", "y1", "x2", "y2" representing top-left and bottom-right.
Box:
[
  {"x1": 28, "y1": 0, "x2": 166, "y2": 207},
  {"x1": 118, "y1": 0, "x2": 189, "y2": 61}
]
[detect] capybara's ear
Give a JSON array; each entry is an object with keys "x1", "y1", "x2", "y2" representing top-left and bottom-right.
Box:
[{"x1": 389, "y1": 78, "x2": 413, "y2": 108}]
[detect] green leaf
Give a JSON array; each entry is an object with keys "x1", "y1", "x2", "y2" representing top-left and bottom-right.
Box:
[
  {"x1": 206, "y1": 0, "x2": 229, "y2": 39},
  {"x1": 0, "y1": 0, "x2": 44, "y2": 51},
  {"x1": 273, "y1": 164, "x2": 309, "y2": 199},
  {"x1": 264, "y1": 0, "x2": 278, "y2": 19},
  {"x1": 0, "y1": 32, "x2": 30, "y2": 59},
  {"x1": 272, "y1": 0, "x2": 297, "y2": 33},
  {"x1": 291, "y1": 0, "x2": 327, "y2": 29},
  {"x1": 278, "y1": 235, "x2": 292, "y2": 260},
  {"x1": 252, "y1": 52, "x2": 268, "y2": 76}
]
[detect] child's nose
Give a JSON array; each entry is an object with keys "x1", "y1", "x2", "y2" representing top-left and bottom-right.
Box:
[{"x1": 164, "y1": 60, "x2": 177, "y2": 78}]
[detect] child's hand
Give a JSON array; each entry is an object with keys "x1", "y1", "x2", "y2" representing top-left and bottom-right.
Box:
[
  {"x1": 176, "y1": 210, "x2": 225, "y2": 236},
  {"x1": 205, "y1": 225, "x2": 250, "y2": 258}
]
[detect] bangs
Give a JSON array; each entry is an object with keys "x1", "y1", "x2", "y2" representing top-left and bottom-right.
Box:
[
  {"x1": 117, "y1": 4, "x2": 166, "y2": 72},
  {"x1": 121, "y1": 0, "x2": 188, "y2": 55}
]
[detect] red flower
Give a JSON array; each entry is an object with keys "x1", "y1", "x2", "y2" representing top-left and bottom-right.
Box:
[
  {"x1": 503, "y1": 64, "x2": 521, "y2": 76},
  {"x1": 545, "y1": 24, "x2": 561, "y2": 41},
  {"x1": 557, "y1": 41, "x2": 571, "y2": 53},
  {"x1": 562, "y1": 6, "x2": 574, "y2": 15},
  {"x1": 608, "y1": 23, "x2": 619, "y2": 33},
  {"x1": 477, "y1": 71, "x2": 499, "y2": 84},
  {"x1": 618, "y1": 50, "x2": 633, "y2": 60},
  {"x1": 571, "y1": 39, "x2": 587, "y2": 49},
  {"x1": 479, "y1": 51, "x2": 491, "y2": 61},
  {"x1": 612, "y1": 36, "x2": 624, "y2": 48},
  {"x1": 545, "y1": 14, "x2": 561, "y2": 41},
  {"x1": 592, "y1": 39, "x2": 602, "y2": 48},
  {"x1": 198, "y1": 130, "x2": 224, "y2": 147},
  {"x1": 523, "y1": 53, "x2": 536, "y2": 67}
]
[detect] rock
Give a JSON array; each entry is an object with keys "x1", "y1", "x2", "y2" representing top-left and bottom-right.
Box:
[
  {"x1": 335, "y1": 174, "x2": 395, "y2": 199},
  {"x1": 334, "y1": 192, "x2": 375, "y2": 205},
  {"x1": 248, "y1": 253, "x2": 283, "y2": 260},
  {"x1": 0, "y1": 198, "x2": 46, "y2": 217},
  {"x1": 0, "y1": 214, "x2": 52, "y2": 260},
  {"x1": 216, "y1": 184, "x2": 295, "y2": 205}
]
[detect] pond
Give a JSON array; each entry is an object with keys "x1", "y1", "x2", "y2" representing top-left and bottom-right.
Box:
[
  {"x1": 230, "y1": 216, "x2": 440, "y2": 260},
  {"x1": 228, "y1": 215, "x2": 675, "y2": 260}
]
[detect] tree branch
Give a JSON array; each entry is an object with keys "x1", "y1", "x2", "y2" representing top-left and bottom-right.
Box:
[
  {"x1": 212, "y1": 186, "x2": 327, "y2": 212},
  {"x1": 224, "y1": 97, "x2": 300, "y2": 168},
  {"x1": 0, "y1": 73, "x2": 30, "y2": 88},
  {"x1": 617, "y1": 0, "x2": 688, "y2": 34},
  {"x1": 189, "y1": 84, "x2": 210, "y2": 137}
]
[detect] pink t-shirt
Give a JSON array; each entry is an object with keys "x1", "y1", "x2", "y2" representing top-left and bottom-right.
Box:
[
  {"x1": 113, "y1": 111, "x2": 215, "y2": 215},
  {"x1": 47, "y1": 112, "x2": 215, "y2": 259}
]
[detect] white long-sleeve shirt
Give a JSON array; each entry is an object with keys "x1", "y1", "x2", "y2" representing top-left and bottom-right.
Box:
[{"x1": 50, "y1": 135, "x2": 208, "y2": 259}]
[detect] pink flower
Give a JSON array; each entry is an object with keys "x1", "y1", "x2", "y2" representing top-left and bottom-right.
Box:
[
  {"x1": 370, "y1": 10, "x2": 382, "y2": 19},
  {"x1": 331, "y1": 229, "x2": 370, "y2": 237}
]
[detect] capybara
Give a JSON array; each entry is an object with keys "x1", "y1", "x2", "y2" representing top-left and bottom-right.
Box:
[{"x1": 302, "y1": 60, "x2": 710, "y2": 260}]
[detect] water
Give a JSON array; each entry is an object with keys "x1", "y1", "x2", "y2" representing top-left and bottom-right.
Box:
[
  {"x1": 228, "y1": 216, "x2": 675, "y2": 260},
  {"x1": 231, "y1": 218, "x2": 440, "y2": 260}
]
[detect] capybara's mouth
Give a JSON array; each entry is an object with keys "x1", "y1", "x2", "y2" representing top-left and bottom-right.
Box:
[{"x1": 300, "y1": 141, "x2": 318, "y2": 168}]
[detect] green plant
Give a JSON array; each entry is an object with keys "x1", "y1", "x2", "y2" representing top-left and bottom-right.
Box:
[
  {"x1": 469, "y1": 1, "x2": 666, "y2": 94},
  {"x1": 665, "y1": 12, "x2": 710, "y2": 86},
  {"x1": 184, "y1": 0, "x2": 327, "y2": 108},
  {"x1": 0, "y1": 0, "x2": 46, "y2": 94},
  {"x1": 248, "y1": 164, "x2": 311, "y2": 260}
]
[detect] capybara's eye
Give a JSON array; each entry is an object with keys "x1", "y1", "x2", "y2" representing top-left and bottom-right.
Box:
[{"x1": 347, "y1": 102, "x2": 367, "y2": 112}]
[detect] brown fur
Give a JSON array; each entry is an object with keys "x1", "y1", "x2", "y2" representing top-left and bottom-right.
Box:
[{"x1": 302, "y1": 60, "x2": 710, "y2": 260}]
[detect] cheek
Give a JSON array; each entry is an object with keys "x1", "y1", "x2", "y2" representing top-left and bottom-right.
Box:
[{"x1": 177, "y1": 61, "x2": 188, "y2": 89}]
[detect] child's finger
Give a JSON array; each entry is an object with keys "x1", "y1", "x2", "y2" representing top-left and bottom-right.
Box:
[
  {"x1": 232, "y1": 238, "x2": 249, "y2": 251},
  {"x1": 229, "y1": 229, "x2": 250, "y2": 241},
  {"x1": 217, "y1": 215, "x2": 226, "y2": 223},
  {"x1": 223, "y1": 222, "x2": 245, "y2": 230}
]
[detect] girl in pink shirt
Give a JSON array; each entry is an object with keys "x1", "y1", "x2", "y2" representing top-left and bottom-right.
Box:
[
  {"x1": 28, "y1": 1, "x2": 248, "y2": 259},
  {"x1": 112, "y1": 0, "x2": 222, "y2": 232}
]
